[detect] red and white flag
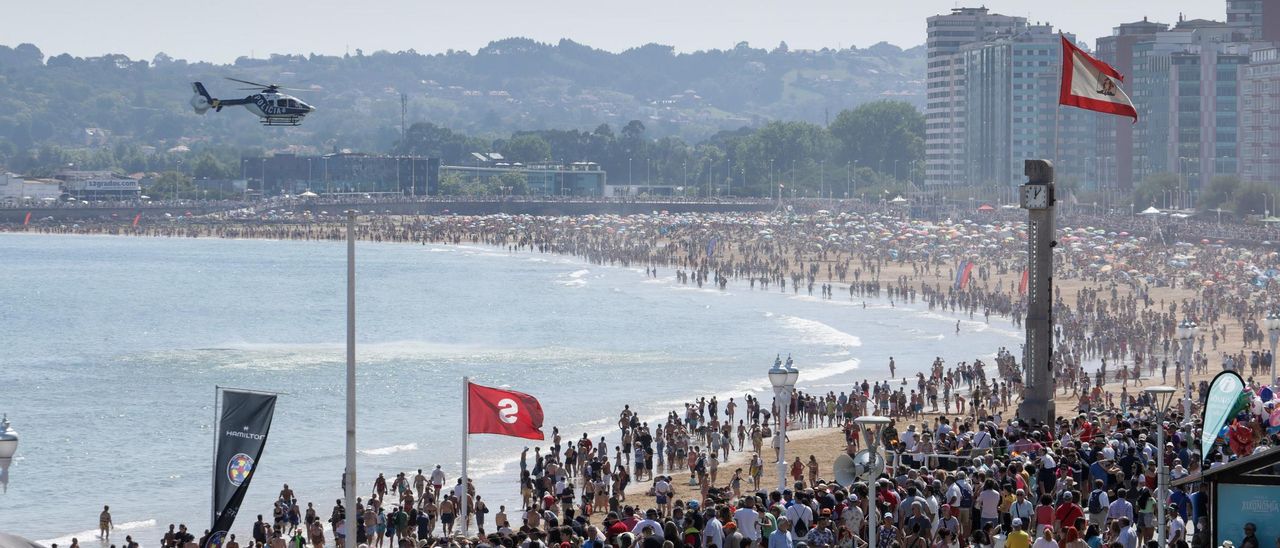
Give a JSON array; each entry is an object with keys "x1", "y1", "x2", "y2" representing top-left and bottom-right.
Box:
[
  {"x1": 467, "y1": 382, "x2": 545, "y2": 440},
  {"x1": 1059, "y1": 35, "x2": 1137, "y2": 122}
]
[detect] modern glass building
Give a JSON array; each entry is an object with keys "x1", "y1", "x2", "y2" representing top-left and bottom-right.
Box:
[
  {"x1": 440, "y1": 161, "x2": 607, "y2": 196},
  {"x1": 1095, "y1": 19, "x2": 1169, "y2": 190},
  {"x1": 1132, "y1": 18, "x2": 1247, "y2": 192},
  {"x1": 961, "y1": 24, "x2": 1093, "y2": 187},
  {"x1": 1241, "y1": 47, "x2": 1280, "y2": 185},
  {"x1": 924, "y1": 7, "x2": 1026, "y2": 186},
  {"x1": 242, "y1": 153, "x2": 439, "y2": 196}
]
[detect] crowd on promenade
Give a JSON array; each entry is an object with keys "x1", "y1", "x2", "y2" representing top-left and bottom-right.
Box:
[
  {"x1": 32, "y1": 204, "x2": 1280, "y2": 548},
  {"x1": 108, "y1": 344, "x2": 1277, "y2": 548}
]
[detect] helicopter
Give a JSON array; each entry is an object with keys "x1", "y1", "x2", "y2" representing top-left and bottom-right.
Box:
[{"x1": 189, "y1": 77, "x2": 315, "y2": 126}]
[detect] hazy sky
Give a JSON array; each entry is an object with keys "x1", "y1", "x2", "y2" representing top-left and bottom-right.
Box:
[{"x1": 3, "y1": 0, "x2": 1220, "y2": 63}]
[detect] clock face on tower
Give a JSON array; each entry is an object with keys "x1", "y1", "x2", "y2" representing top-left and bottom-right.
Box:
[{"x1": 1022, "y1": 185, "x2": 1049, "y2": 209}]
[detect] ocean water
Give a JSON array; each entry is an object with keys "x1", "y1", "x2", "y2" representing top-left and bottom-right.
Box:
[{"x1": 0, "y1": 233, "x2": 1018, "y2": 543}]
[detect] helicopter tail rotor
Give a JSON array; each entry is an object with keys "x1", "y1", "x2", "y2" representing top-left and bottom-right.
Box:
[{"x1": 190, "y1": 82, "x2": 214, "y2": 114}]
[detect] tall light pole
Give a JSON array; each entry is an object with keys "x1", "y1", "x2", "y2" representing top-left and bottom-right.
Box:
[
  {"x1": 854, "y1": 415, "x2": 890, "y2": 548},
  {"x1": 768, "y1": 355, "x2": 799, "y2": 491},
  {"x1": 344, "y1": 210, "x2": 357, "y2": 548},
  {"x1": 1177, "y1": 319, "x2": 1198, "y2": 441},
  {"x1": 1144, "y1": 386, "x2": 1176, "y2": 547},
  {"x1": 846, "y1": 161, "x2": 851, "y2": 199},
  {"x1": 1266, "y1": 310, "x2": 1280, "y2": 385},
  {"x1": 769, "y1": 159, "x2": 775, "y2": 201}
]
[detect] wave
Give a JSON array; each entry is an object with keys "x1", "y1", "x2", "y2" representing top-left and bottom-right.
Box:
[
  {"x1": 39, "y1": 519, "x2": 157, "y2": 546},
  {"x1": 909, "y1": 310, "x2": 1022, "y2": 339},
  {"x1": 165, "y1": 341, "x2": 677, "y2": 371},
  {"x1": 555, "y1": 268, "x2": 590, "y2": 287},
  {"x1": 777, "y1": 316, "x2": 862, "y2": 348},
  {"x1": 804, "y1": 358, "x2": 861, "y2": 381},
  {"x1": 359, "y1": 443, "x2": 419, "y2": 456}
]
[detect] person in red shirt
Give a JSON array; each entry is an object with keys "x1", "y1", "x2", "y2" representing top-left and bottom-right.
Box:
[
  {"x1": 1228, "y1": 420, "x2": 1256, "y2": 456},
  {"x1": 877, "y1": 480, "x2": 900, "y2": 511},
  {"x1": 1053, "y1": 492, "x2": 1084, "y2": 534}
]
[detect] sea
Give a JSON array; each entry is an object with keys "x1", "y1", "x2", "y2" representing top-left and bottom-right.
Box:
[{"x1": 0, "y1": 233, "x2": 1020, "y2": 543}]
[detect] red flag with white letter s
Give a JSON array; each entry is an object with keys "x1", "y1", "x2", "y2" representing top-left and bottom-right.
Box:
[
  {"x1": 467, "y1": 382, "x2": 545, "y2": 440},
  {"x1": 1058, "y1": 35, "x2": 1137, "y2": 122}
]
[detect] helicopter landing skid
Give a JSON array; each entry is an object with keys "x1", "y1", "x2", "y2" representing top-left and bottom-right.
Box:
[{"x1": 261, "y1": 115, "x2": 304, "y2": 127}]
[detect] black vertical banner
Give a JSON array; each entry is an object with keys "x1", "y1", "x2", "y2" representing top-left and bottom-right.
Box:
[{"x1": 204, "y1": 390, "x2": 277, "y2": 548}]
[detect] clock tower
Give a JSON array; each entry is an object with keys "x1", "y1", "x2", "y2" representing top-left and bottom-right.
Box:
[{"x1": 1017, "y1": 160, "x2": 1056, "y2": 425}]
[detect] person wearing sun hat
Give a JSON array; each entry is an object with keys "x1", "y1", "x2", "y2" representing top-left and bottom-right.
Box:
[{"x1": 1006, "y1": 518, "x2": 1031, "y2": 548}]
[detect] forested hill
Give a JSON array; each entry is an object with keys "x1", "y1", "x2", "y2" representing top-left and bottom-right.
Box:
[{"x1": 0, "y1": 38, "x2": 923, "y2": 159}]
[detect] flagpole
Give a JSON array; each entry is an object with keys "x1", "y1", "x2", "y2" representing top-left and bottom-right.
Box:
[
  {"x1": 211, "y1": 385, "x2": 220, "y2": 528},
  {"x1": 344, "y1": 210, "x2": 357, "y2": 548},
  {"x1": 461, "y1": 376, "x2": 470, "y2": 537},
  {"x1": 1054, "y1": 105, "x2": 1060, "y2": 179}
]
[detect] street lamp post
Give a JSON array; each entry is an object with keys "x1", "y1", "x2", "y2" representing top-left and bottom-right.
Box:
[
  {"x1": 1177, "y1": 319, "x2": 1198, "y2": 441},
  {"x1": 768, "y1": 355, "x2": 799, "y2": 491},
  {"x1": 853, "y1": 415, "x2": 890, "y2": 548},
  {"x1": 1144, "y1": 386, "x2": 1176, "y2": 546},
  {"x1": 1266, "y1": 310, "x2": 1280, "y2": 385}
]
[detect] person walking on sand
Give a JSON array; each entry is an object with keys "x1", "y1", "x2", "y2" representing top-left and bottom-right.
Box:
[{"x1": 99, "y1": 506, "x2": 113, "y2": 539}]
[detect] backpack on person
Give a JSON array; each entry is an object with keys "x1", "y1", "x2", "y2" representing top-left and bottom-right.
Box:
[
  {"x1": 959, "y1": 483, "x2": 974, "y2": 508},
  {"x1": 1088, "y1": 489, "x2": 1104, "y2": 514},
  {"x1": 794, "y1": 517, "x2": 809, "y2": 537}
]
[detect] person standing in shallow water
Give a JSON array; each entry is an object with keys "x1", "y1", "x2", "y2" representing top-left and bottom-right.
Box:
[{"x1": 99, "y1": 505, "x2": 113, "y2": 539}]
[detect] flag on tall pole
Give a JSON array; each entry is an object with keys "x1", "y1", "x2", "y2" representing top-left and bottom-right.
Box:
[
  {"x1": 467, "y1": 381, "x2": 545, "y2": 440},
  {"x1": 462, "y1": 380, "x2": 545, "y2": 535},
  {"x1": 1059, "y1": 34, "x2": 1138, "y2": 121},
  {"x1": 204, "y1": 388, "x2": 277, "y2": 548}
]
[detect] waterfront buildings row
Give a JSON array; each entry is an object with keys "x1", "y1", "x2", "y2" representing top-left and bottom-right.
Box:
[
  {"x1": 924, "y1": 0, "x2": 1280, "y2": 195},
  {"x1": 241, "y1": 153, "x2": 609, "y2": 197}
]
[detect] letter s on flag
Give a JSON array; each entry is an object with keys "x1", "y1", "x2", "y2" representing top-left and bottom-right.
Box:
[{"x1": 467, "y1": 382, "x2": 545, "y2": 440}]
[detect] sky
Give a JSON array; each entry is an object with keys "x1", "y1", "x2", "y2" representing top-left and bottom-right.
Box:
[{"x1": 2, "y1": 0, "x2": 1221, "y2": 63}]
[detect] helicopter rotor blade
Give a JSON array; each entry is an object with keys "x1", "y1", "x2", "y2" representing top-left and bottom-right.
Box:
[{"x1": 225, "y1": 77, "x2": 273, "y2": 88}]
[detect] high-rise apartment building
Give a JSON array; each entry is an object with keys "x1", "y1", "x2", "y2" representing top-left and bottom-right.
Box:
[
  {"x1": 1240, "y1": 47, "x2": 1280, "y2": 184},
  {"x1": 1094, "y1": 19, "x2": 1168, "y2": 190},
  {"x1": 1227, "y1": 0, "x2": 1280, "y2": 42},
  {"x1": 924, "y1": 7, "x2": 1026, "y2": 186},
  {"x1": 1132, "y1": 18, "x2": 1249, "y2": 190},
  {"x1": 960, "y1": 24, "x2": 1093, "y2": 187}
]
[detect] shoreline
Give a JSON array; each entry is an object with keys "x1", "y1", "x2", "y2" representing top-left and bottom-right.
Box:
[
  {"x1": 7, "y1": 210, "x2": 1268, "y2": 545},
  {"x1": 8, "y1": 229, "x2": 1017, "y2": 545}
]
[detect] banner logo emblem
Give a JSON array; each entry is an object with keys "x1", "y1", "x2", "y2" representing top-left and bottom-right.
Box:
[
  {"x1": 227, "y1": 453, "x2": 255, "y2": 486},
  {"x1": 207, "y1": 531, "x2": 228, "y2": 548},
  {"x1": 498, "y1": 398, "x2": 519, "y2": 423}
]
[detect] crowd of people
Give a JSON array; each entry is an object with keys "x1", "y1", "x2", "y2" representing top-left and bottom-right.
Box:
[{"x1": 29, "y1": 202, "x2": 1280, "y2": 548}]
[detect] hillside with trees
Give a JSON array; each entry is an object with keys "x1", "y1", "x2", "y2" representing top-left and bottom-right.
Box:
[{"x1": 0, "y1": 39, "x2": 922, "y2": 163}]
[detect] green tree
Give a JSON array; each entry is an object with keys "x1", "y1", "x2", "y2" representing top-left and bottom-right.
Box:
[
  {"x1": 437, "y1": 172, "x2": 471, "y2": 195},
  {"x1": 192, "y1": 152, "x2": 233, "y2": 179},
  {"x1": 492, "y1": 171, "x2": 529, "y2": 195},
  {"x1": 1131, "y1": 173, "x2": 1180, "y2": 210},
  {"x1": 1200, "y1": 174, "x2": 1241, "y2": 212},
  {"x1": 1233, "y1": 182, "x2": 1272, "y2": 216},
  {"x1": 146, "y1": 171, "x2": 194, "y2": 199},
  {"x1": 828, "y1": 101, "x2": 924, "y2": 180},
  {"x1": 503, "y1": 134, "x2": 551, "y2": 163}
]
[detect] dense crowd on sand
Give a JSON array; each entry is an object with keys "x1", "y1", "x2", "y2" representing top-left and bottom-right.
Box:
[{"x1": 27, "y1": 204, "x2": 1280, "y2": 548}]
